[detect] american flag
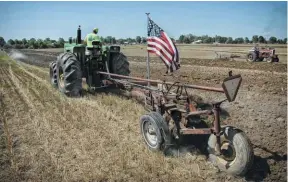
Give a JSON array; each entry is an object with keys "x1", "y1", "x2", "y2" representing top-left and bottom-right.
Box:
[{"x1": 147, "y1": 17, "x2": 180, "y2": 73}]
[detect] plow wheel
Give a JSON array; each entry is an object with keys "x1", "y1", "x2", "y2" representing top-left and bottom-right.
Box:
[
  {"x1": 110, "y1": 52, "x2": 130, "y2": 76},
  {"x1": 49, "y1": 61, "x2": 58, "y2": 88},
  {"x1": 207, "y1": 126, "x2": 254, "y2": 176},
  {"x1": 56, "y1": 52, "x2": 82, "y2": 97},
  {"x1": 140, "y1": 112, "x2": 172, "y2": 152}
]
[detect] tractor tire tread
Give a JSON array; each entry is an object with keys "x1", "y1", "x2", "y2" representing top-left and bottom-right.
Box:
[
  {"x1": 111, "y1": 52, "x2": 130, "y2": 76},
  {"x1": 56, "y1": 52, "x2": 82, "y2": 97},
  {"x1": 49, "y1": 61, "x2": 58, "y2": 88}
]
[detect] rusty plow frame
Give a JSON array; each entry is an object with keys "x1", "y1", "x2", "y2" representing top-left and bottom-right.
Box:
[{"x1": 96, "y1": 71, "x2": 242, "y2": 155}]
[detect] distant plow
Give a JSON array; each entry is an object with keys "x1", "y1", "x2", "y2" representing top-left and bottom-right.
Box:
[{"x1": 213, "y1": 51, "x2": 247, "y2": 61}]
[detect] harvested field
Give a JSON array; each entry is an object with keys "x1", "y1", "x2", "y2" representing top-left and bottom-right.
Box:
[{"x1": 0, "y1": 48, "x2": 287, "y2": 182}]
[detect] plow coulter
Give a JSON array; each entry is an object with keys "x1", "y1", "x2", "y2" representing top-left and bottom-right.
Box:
[{"x1": 49, "y1": 26, "x2": 254, "y2": 177}]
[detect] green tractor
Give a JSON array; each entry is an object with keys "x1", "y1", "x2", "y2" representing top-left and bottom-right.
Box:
[{"x1": 49, "y1": 26, "x2": 130, "y2": 96}]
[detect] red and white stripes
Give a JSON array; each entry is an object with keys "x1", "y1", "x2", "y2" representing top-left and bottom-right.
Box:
[{"x1": 147, "y1": 32, "x2": 180, "y2": 72}]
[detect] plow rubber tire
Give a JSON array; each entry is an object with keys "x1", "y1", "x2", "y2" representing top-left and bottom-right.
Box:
[
  {"x1": 207, "y1": 126, "x2": 254, "y2": 176},
  {"x1": 49, "y1": 61, "x2": 58, "y2": 88},
  {"x1": 247, "y1": 52, "x2": 257, "y2": 62},
  {"x1": 56, "y1": 52, "x2": 82, "y2": 97},
  {"x1": 111, "y1": 52, "x2": 130, "y2": 76},
  {"x1": 140, "y1": 112, "x2": 171, "y2": 152}
]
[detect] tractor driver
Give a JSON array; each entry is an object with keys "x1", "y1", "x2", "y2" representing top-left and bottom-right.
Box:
[{"x1": 84, "y1": 28, "x2": 101, "y2": 47}]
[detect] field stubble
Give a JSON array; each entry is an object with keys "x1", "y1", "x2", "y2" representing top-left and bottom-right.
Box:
[{"x1": 0, "y1": 53, "x2": 224, "y2": 182}]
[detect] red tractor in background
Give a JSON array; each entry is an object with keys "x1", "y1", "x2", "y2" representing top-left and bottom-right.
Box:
[{"x1": 247, "y1": 46, "x2": 279, "y2": 63}]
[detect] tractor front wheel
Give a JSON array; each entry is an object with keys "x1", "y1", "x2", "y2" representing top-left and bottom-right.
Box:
[
  {"x1": 207, "y1": 126, "x2": 254, "y2": 176},
  {"x1": 56, "y1": 52, "x2": 82, "y2": 97},
  {"x1": 247, "y1": 52, "x2": 257, "y2": 62},
  {"x1": 266, "y1": 57, "x2": 272, "y2": 63}
]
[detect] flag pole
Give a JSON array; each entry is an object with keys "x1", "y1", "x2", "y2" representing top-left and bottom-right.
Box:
[{"x1": 146, "y1": 12, "x2": 151, "y2": 87}]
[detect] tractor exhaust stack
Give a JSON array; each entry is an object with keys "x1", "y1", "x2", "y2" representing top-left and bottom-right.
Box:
[{"x1": 77, "y1": 25, "x2": 81, "y2": 44}]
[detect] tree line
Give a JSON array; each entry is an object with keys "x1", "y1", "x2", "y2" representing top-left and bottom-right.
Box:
[
  {"x1": 0, "y1": 34, "x2": 287, "y2": 49},
  {"x1": 0, "y1": 37, "x2": 66, "y2": 49},
  {"x1": 0, "y1": 36, "x2": 149, "y2": 49},
  {"x1": 178, "y1": 34, "x2": 287, "y2": 44}
]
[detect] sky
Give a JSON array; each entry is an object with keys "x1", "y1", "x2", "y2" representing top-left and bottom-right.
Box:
[{"x1": 0, "y1": 1, "x2": 287, "y2": 41}]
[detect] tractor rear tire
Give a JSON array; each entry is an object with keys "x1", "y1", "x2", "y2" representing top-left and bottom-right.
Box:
[
  {"x1": 56, "y1": 52, "x2": 82, "y2": 97},
  {"x1": 207, "y1": 126, "x2": 254, "y2": 176},
  {"x1": 273, "y1": 57, "x2": 279, "y2": 62},
  {"x1": 49, "y1": 61, "x2": 58, "y2": 88},
  {"x1": 110, "y1": 52, "x2": 130, "y2": 76},
  {"x1": 247, "y1": 52, "x2": 257, "y2": 62}
]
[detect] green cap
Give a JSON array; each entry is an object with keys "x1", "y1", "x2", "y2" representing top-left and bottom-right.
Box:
[{"x1": 93, "y1": 28, "x2": 98, "y2": 33}]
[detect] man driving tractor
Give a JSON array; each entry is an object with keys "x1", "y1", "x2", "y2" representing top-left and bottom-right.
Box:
[{"x1": 84, "y1": 28, "x2": 101, "y2": 47}]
